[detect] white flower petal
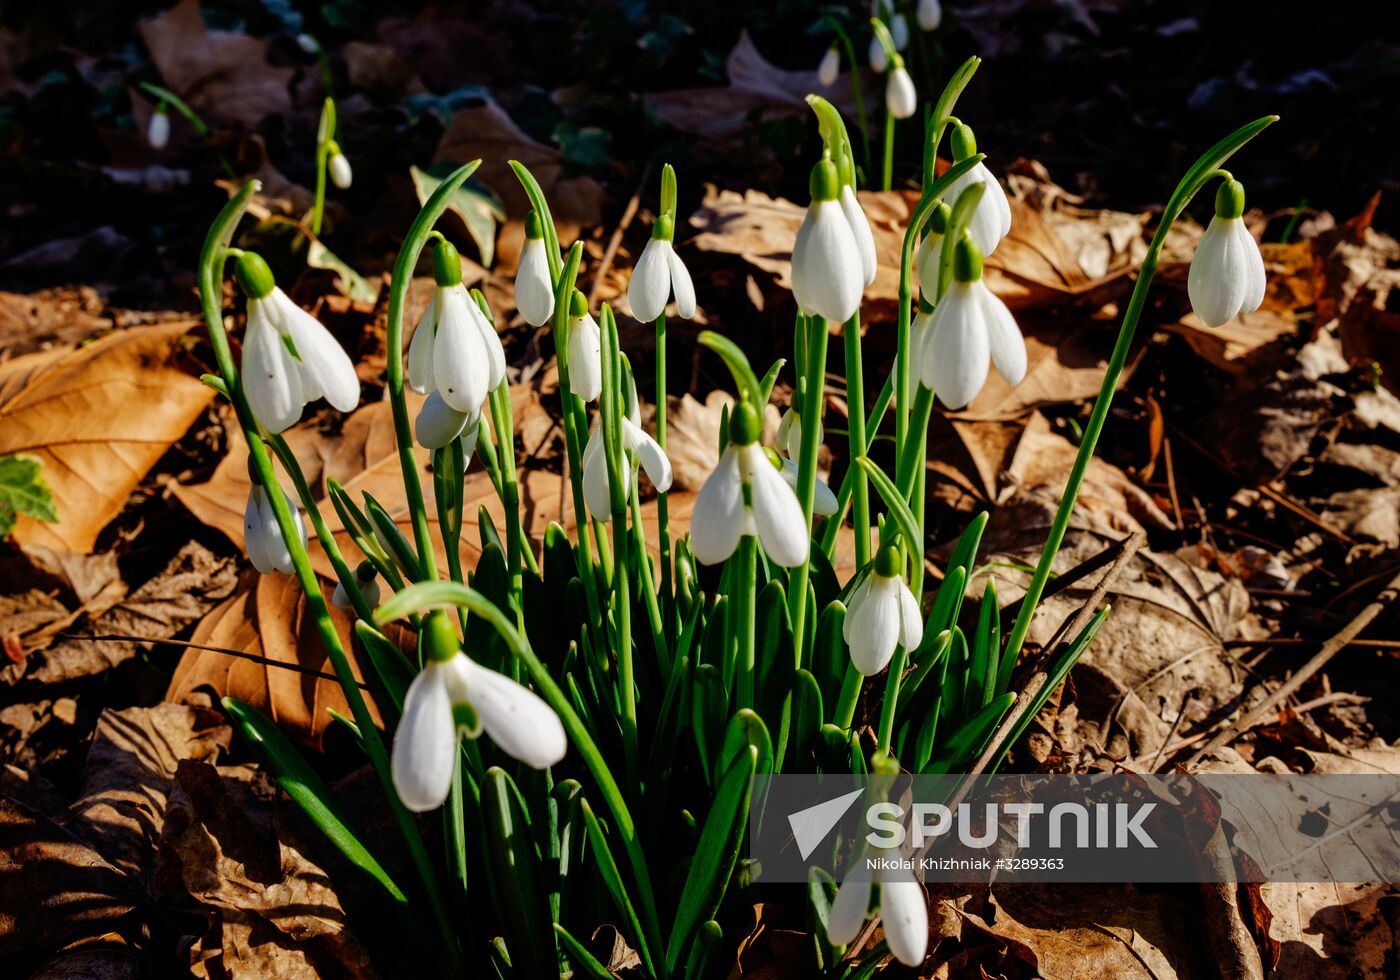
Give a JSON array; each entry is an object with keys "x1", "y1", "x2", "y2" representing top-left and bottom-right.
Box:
[
  {"x1": 923, "y1": 282, "x2": 990, "y2": 409},
  {"x1": 460, "y1": 658, "x2": 567, "y2": 769},
  {"x1": 826, "y1": 872, "x2": 873, "y2": 945},
  {"x1": 458, "y1": 422, "x2": 480, "y2": 470},
  {"x1": 243, "y1": 487, "x2": 279, "y2": 574},
  {"x1": 886, "y1": 67, "x2": 917, "y2": 120},
  {"x1": 917, "y1": 0, "x2": 942, "y2": 30},
  {"x1": 667, "y1": 246, "x2": 697, "y2": 319},
  {"x1": 979, "y1": 285, "x2": 1026, "y2": 388},
  {"x1": 515, "y1": 237, "x2": 557, "y2": 327},
  {"x1": 897, "y1": 578, "x2": 924, "y2": 651},
  {"x1": 329, "y1": 152, "x2": 353, "y2": 190},
  {"x1": 868, "y1": 35, "x2": 887, "y2": 73},
  {"x1": 818, "y1": 46, "x2": 840, "y2": 87},
  {"x1": 745, "y1": 444, "x2": 809, "y2": 568},
  {"x1": 628, "y1": 238, "x2": 673, "y2": 323},
  {"x1": 242, "y1": 302, "x2": 304, "y2": 433},
  {"x1": 433, "y1": 286, "x2": 492, "y2": 412},
  {"x1": 147, "y1": 111, "x2": 170, "y2": 149},
  {"x1": 567, "y1": 313, "x2": 603, "y2": 402},
  {"x1": 847, "y1": 574, "x2": 902, "y2": 674},
  {"x1": 777, "y1": 408, "x2": 800, "y2": 460},
  {"x1": 391, "y1": 663, "x2": 458, "y2": 812},
  {"x1": 793, "y1": 201, "x2": 864, "y2": 324},
  {"x1": 1236, "y1": 218, "x2": 1267, "y2": 314},
  {"x1": 277, "y1": 294, "x2": 360, "y2": 413},
  {"x1": 1189, "y1": 217, "x2": 1241, "y2": 327},
  {"x1": 415, "y1": 390, "x2": 473, "y2": 449},
  {"x1": 949, "y1": 163, "x2": 1010, "y2": 256},
  {"x1": 582, "y1": 424, "x2": 626, "y2": 521},
  {"x1": 407, "y1": 292, "x2": 438, "y2": 395},
  {"x1": 842, "y1": 576, "x2": 873, "y2": 646},
  {"x1": 777, "y1": 457, "x2": 837, "y2": 516},
  {"x1": 690, "y1": 446, "x2": 745, "y2": 565},
  {"x1": 916, "y1": 231, "x2": 945, "y2": 292},
  {"x1": 468, "y1": 298, "x2": 507, "y2": 391},
  {"x1": 891, "y1": 13, "x2": 909, "y2": 49},
  {"x1": 879, "y1": 866, "x2": 929, "y2": 967},
  {"x1": 625, "y1": 418, "x2": 673, "y2": 492},
  {"x1": 840, "y1": 186, "x2": 878, "y2": 287}
]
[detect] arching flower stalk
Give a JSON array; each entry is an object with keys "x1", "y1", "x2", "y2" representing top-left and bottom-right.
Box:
[
  {"x1": 515, "y1": 211, "x2": 556, "y2": 327},
  {"x1": 628, "y1": 213, "x2": 696, "y2": 323},
  {"x1": 234, "y1": 251, "x2": 360, "y2": 434},
  {"x1": 407, "y1": 238, "x2": 505, "y2": 415},
  {"x1": 917, "y1": 233, "x2": 1026, "y2": 409},
  {"x1": 690, "y1": 401, "x2": 807, "y2": 568},
  {"x1": 844, "y1": 546, "x2": 923, "y2": 674},
  {"x1": 392, "y1": 612, "x2": 567, "y2": 812},
  {"x1": 1188, "y1": 177, "x2": 1266, "y2": 327}
]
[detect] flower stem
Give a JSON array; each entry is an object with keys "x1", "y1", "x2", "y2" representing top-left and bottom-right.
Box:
[
  {"x1": 843, "y1": 310, "x2": 871, "y2": 570},
  {"x1": 833, "y1": 662, "x2": 863, "y2": 730},
  {"x1": 882, "y1": 111, "x2": 895, "y2": 191},
  {"x1": 655, "y1": 311, "x2": 675, "y2": 635},
  {"x1": 732, "y1": 535, "x2": 758, "y2": 711},
  {"x1": 787, "y1": 314, "x2": 830, "y2": 663},
  {"x1": 310, "y1": 98, "x2": 334, "y2": 237},
  {"x1": 826, "y1": 19, "x2": 873, "y2": 177}
]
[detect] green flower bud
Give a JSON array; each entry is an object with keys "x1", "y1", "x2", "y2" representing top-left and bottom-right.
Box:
[
  {"x1": 1214, "y1": 178, "x2": 1246, "y2": 220},
  {"x1": 875, "y1": 545, "x2": 902, "y2": 577},
  {"x1": 234, "y1": 252, "x2": 276, "y2": 300},
  {"x1": 729, "y1": 399, "x2": 762, "y2": 446},
  {"x1": 952, "y1": 232, "x2": 984, "y2": 283},
  {"x1": 925, "y1": 200, "x2": 951, "y2": 236},
  {"x1": 569, "y1": 289, "x2": 588, "y2": 318},
  {"x1": 951, "y1": 122, "x2": 977, "y2": 161},
  {"x1": 423, "y1": 609, "x2": 461, "y2": 663},
  {"x1": 809, "y1": 159, "x2": 841, "y2": 203},
  {"x1": 524, "y1": 210, "x2": 545, "y2": 241},
  {"x1": 652, "y1": 213, "x2": 674, "y2": 241},
  {"x1": 432, "y1": 239, "x2": 462, "y2": 287}
]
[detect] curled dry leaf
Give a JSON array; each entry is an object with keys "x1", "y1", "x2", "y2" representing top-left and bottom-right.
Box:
[{"x1": 0, "y1": 320, "x2": 216, "y2": 552}]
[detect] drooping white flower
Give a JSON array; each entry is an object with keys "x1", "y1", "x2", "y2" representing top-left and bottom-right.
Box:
[
  {"x1": 775, "y1": 409, "x2": 836, "y2": 516},
  {"x1": 843, "y1": 548, "x2": 922, "y2": 674},
  {"x1": 147, "y1": 108, "x2": 170, "y2": 149},
  {"x1": 886, "y1": 65, "x2": 917, "y2": 120},
  {"x1": 391, "y1": 619, "x2": 567, "y2": 812},
  {"x1": 908, "y1": 299, "x2": 934, "y2": 403},
  {"x1": 917, "y1": 0, "x2": 942, "y2": 31},
  {"x1": 840, "y1": 185, "x2": 878, "y2": 287},
  {"x1": 916, "y1": 201, "x2": 950, "y2": 290},
  {"x1": 565, "y1": 293, "x2": 603, "y2": 402},
  {"x1": 916, "y1": 234, "x2": 1026, "y2": 409},
  {"x1": 792, "y1": 160, "x2": 865, "y2": 324},
  {"x1": 868, "y1": 35, "x2": 888, "y2": 73},
  {"x1": 296, "y1": 33, "x2": 320, "y2": 54},
  {"x1": 515, "y1": 212, "x2": 556, "y2": 327},
  {"x1": 945, "y1": 124, "x2": 1012, "y2": 255},
  {"x1": 332, "y1": 561, "x2": 381, "y2": 611},
  {"x1": 328, "y1": 150, "x2": 352, "y2": 189},
  {"x1": 890, "y1": 13, "x2": 910, "y2": 50},
  {"x1": 415, "y1": 389, "x2": 481, "y2": 452},
  {"x1": 405, "y1": 241, "x2": 505, "y2": 415},
  {"x1": 1188, "y1": 178, "x2": 1266, "y2": 328},
  {"x1": 826, "y1": 855, "x2": 929, "y2": 967},
  {"x1": 690, "y1": 405, "x2": 808, "y2": 567},
  {"x1": 778, "y1": 455, "x2": 838, "y2": 516},
  {"x1": 236, "y1": 252, "x2": 359, "y2": 434},
  {"x1": 628, "y1": 216, "x2": 696, "y2": 322},
  {"x1": 582, "y1": 416, "x2": 673, "y2": 522},
  {"x1": 818, "y1": 45, "x2": 841, "y2": 87},
  {"x1": 243, "y1": 480, "x2": 306, "y2": 575}
]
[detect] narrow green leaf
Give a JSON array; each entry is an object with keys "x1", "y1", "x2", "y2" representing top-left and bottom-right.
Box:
[
  {"x1": 580, "y1": 799, "x2": 654, "y2": 976},
  {"x1": 696, "y1": 331, "x2": 764, "y2": 408},
  {"x1": 718, "y1": 708, "x2": 773, "y2": 778},
  {"x1": 480, "y1": 767, "x2": 556, "y2": 978},
  {"x1": 353, "y1": 621, "x2": 414, "y2": 725},
  {"x1": 856, "y1": 457, "x2": 921, "y2": 563},
  {"x1": 553, "y1": 923, "x2": 616, "y2": 980},
  {"x1": 306, "y1": 240, "x2": 378, "y2": 301},
  {"x1": 923, "y1": 692, "x2": 1015, "y2": 774}
]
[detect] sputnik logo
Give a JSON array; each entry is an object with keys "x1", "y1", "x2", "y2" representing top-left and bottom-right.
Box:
[{"x1": 787, "y1": 789, "x2": 863, "y2": 860}]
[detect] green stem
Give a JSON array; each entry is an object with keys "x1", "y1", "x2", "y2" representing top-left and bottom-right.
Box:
[
  {"x1": 819, "y1": 373, "x2": 894, "y2": 558},
  {"x1": 488, "y1": 383, "x2": 525, "y2": 627},
  {"x1": 833, "y1": 663, "x2": 863, "y2": 730},
  {"x1": 656, "y1": 312, "x2": 675, "y2": 636},
  {"x1": 732, "y1": 536, "x2": 758, "y2": 711},
  {"x1": 876, "y1": 647, "x2": 906, "y2": 754},
  {"x1": 826, "y1": 19, "x2": 872, "y2": 177},
  {"x1": 882, "y1": 110, "x2": 895, "y2": 192},
  {"x1": 198, "y1": 184, "x2": 459, "y2": 974},
  {"x1": 786, "y1": 315, "x2": 829, "y2": 662},
  {"x1": 843, "y1": 311, "x2": 870, "y2": 570},
  {"x1": 310, "y1": 98, "x2": 334, "y2": 238},
  {"x1": 999, "y1": 115, "x2": 1279, "y2": 669}
]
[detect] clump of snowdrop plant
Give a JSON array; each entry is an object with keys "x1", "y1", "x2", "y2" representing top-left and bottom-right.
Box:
[{"x1": 195, "y1": 58, "x2": 1276, "y2": 977}]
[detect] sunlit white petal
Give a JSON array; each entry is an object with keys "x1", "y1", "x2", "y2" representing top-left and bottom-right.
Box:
[
  {"x1": 147, "y1": 111, "x2": 170, "y2": 149},
  {"x1": 243, "y1": 300, "x2": 304, "y2": 433},
  {"x1": 433, "y1": 286, "x2": 492, "y2": 412},
  {"x1": 278, "y1": 294, "x2": 360, "y2": 413},
  {"x1": 415, "y1": 390, "x2": 474, "y2": 449},
  {"x1": 407, "y1": 293, "x2": 437, "y2": 395},
  {"x1": 567, "y1": 312, "x2": 602, "y2": 402},
  {"x1": 818, "y1": 46, "x2": 840, "y2": 87},
  {"x1": 328, "y1": 152, "x2": 353, "y2": 190},
  {"x1": 391, "y1": 663, "x2": 457, "y2": 812},
  {"x1": 690, "y1": 446, "x2": 745, "y2": 565},
  {"x1": 922, "y1": 281, "x2": 990, "y2": 409},
  {"x1": 793, "y1": 200, "x2": 864, "y2": 324},
  {"x1": 516, "y1": 237, "x2": 556, "y2": 327},
  {"x1": 886, "y1": 67, "x2": 917, "y2": 120},
  {"x1": 778, "y1": 457, "x2": 837, "y2": 516},
  {"x1": 840, "y1": 185, "x2": 878, "y2": 287},
  {"x1": 979, "y1": 287, "x2": 1026, "y2": 388},
  {"x1": 666, "y1": 247, "x2": 696, "y2": 319},
  {"x1": 624, "y1": 418, "x2": 673, "y2": 492},
  {"x1": 880, "y1": 865, "x2": 930, "y2": 966},
  {"x1": 826, "y1": 871, "x2": 873, "y2": 945},
  {"x1": 745, "y1": 444, "x2": 808, "y2": 568},
  {"x1": 459, "y1": 657, "x2": 567, "y2": 769},
  {"x1": 629, "y1": 237, "x2": 673, "y2": 323},
  {"x1": 917, "y1": 0, "x2": 942, "y2": 31}
]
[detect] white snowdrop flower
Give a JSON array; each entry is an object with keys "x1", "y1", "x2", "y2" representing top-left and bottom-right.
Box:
[
  {"x1": 236, "y1": 252, "x2": 359, "y2": 434},
  {"x1": 916, "y1": 234, "x2": 1026, "y2": 409},
  {"x1": 868, "y1": 35, "x2": 888, "y2": 73},
  {"x1": 628, "y1": 215, "x2": 696, "y2": 322},
  {"x1": 147, "y1": 108, "x2": 170, "y2": 149},
  {"x1": 777, "y1": 454, "x2": 838, "y2": 516},
  {"x1": 840, "y1": 185, "x2": 878, "y2": 287},
  {"x1": 1188, "y1": 178, "x2": 1266, "y2": 328},
  {"x1": 565, "y1": 291, "x2": 603, "y2": 402},
  {"x1": 405, "y1": 241, "x2": 505, "y2": 415},
  {"x1": 392, "y1": 614, "x2": 567, "y2": 812},
  {"x1": 843, "y1": 547, "x2": 922, "y2": 674},
  {"x1": 328, "y1": 149, "x2": 352, "y2": 189},
  {"x1": 296, "y1": 33, "x2": 320, "y2": 54},
  {"x1": 243, "y1": 478, "x2": 306, "y2": 575},
  {"x1": 331, "y1": 561, "x2": 381, "y2": 611},
  {"x1": 944, "y1": 123, "x2": 1012, "y2": 255},
  {"x1": 826, "y1": 854, "x2": 929, "y2": 967},
  {"x1": 792, "y1": 160, "x2": 865, "y2": 324},
  {"x1": 818, "y1": 45, "x2": 841, "y2": 87},
  {"x1": 917, "y1": 0, "x2": 942, "y2": 31},
  {"x1": 690, "y1": 404, "x2": 808, "y2": 568},
  {"x1": 776, "y1": 406, "x2": 824, "y2": 461},
  {"x1": 916, "y1": 201, "x2": 950, "y2": 290},
  {"x1": 515, "y1": 212, "x2": 556, "y2": 327},
  {"x1": 886, "y1": 65, "x2": 917, "y2": 120},
  {"x1": 581, "y1": 415, "x2": 673, "y2": 522},
  {"x1": 890, "y1": 13, "x2": 910, "y2": 50},
  {"x1": 415, "y1": 390, "x2": 480, "y2": 451}
]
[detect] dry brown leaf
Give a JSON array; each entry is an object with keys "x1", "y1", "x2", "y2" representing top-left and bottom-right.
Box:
[
  {"x1": 0, "y1": 319, "x2": 216, "y2": 552},
  {"x1": 160, "y1": 760, "x2": 377, "y2": 979},
  {"x1": 0, "y1": 287, "x2": 110, "y2": 361},
  {"x1": 138, "y1": 0, "x2": 294, "y2": 128},
  {"x1": 433, "y1": 99, "x2": 603, "y2": 231},
  {"x1": 645, "y1": 32, "x2": 868, "y2": 143},
  {"x1": 168, "y1": 573, "x2": 383, "y2": 746},
  {"x1": 1261, "y1": 882, "x2": 1394, "y2": 979},
  {"x1": 1164, "y1": 309, "x2": 1297, "y2": 372}
]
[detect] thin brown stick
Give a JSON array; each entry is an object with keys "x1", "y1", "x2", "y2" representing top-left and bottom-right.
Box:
[
  {"x1": 1185, "y1": 564, "x2": 1400, "y2": 767},
  {"x1": 65, "y1": 632, "x2": 368, "y2": 689}
]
